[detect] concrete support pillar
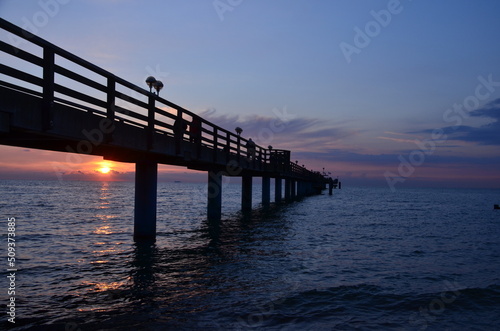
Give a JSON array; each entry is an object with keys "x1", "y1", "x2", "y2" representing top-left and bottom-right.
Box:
[
  {"x1": 134, "y1": 161, "x2": 158, "y2": 241},
  {"x1": 242, "y1": 175, "x2": 252, "y2": 211},
  {"x1": 284, "y1": 178, "x2": 291, "y2": 201},
  {"x1": 291, "y1": 180, "x2": 296, "y2": 199},
  {"x1": 262, "y1": 176, "x2": 270, "y2": 207},
  {"x1": 275, "y1": 177, "x2": 282, "y2": 203},
  {"x1": 307, "y1": 182, "x2": 313, "y2": 195},
  {"x1": 297, "y1": 181, "x2": 304, "y2": 198},
  {"x1": 207, "y1": 171, "x2": 222, "y2": 221},
  {"x1": 329, "y1": 181, "x2": 333, "y2": 195}
]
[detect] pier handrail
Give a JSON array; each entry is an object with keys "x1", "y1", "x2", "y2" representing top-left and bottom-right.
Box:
[{"x1": 0, "y1": 18, "x2": 323, "y2": 180}]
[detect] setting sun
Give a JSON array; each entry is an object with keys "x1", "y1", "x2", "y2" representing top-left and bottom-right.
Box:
[{"x1": 99, "y1": 167, "x2": 111, "y2": 174}]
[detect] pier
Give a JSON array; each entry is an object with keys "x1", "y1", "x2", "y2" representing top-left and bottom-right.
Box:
[{"x1": 0, "y1": 18, "x2": 334, "y2": 240}]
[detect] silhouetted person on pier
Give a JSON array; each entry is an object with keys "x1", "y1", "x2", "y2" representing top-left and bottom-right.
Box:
[
  {"x1": 190, "y1": 117, "x2": 202, "y2": 143},
  {"x1": 246, "y1": 138, "x2": 256, "y2": 159},
  {"x1": 173, "y1": 117, "x2": 187, "y2": 155}
]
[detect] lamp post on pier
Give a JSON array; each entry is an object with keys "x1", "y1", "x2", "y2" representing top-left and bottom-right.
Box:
[
  {"x1": 145, "y1": 76, "x2": 163, "y2": 96},
  {"x1": 146, "y1": 76, "x2": 156, "y2": 93}
]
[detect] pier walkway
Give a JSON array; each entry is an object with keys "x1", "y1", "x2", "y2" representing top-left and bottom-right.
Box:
[{"x1": 0, "y1": 18, "x2": 334, "y2": 240}]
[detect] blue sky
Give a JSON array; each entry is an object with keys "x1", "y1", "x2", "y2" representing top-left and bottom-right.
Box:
[{"x1": 1, "y1": 0, "x2": 500, "y2": 188}]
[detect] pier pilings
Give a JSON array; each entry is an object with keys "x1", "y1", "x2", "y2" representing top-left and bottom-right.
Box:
[
  {"x1": 134, "y1": 161, "x2": 158, "y2": 241},
  {"x1": 242, "y1": 175, "x2": 252, "y2": 212},
  {"x1": 207, "y1": 170, "x2": 223, "y2": 221},
  {"x1": 262, "y1": 176, "x2": 270, "y2": 207},
  {"x1": 275, "y1": 177, "x2": 282, "y2": 203}
]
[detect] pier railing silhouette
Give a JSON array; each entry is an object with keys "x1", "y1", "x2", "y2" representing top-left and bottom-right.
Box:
[{"x1": 0, "y1": 18, "x2": 334, "y2": 240}]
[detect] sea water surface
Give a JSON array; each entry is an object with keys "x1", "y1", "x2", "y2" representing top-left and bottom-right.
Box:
[{"x1": 1, "y1": 180, "x2": 499, "y2": 330}]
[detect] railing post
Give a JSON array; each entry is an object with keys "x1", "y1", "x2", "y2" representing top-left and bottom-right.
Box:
[
  {"x1": 237, "y1": 135, "x2": 241, "y2": 163},
  {"x1": 262, "y1": 176, "x2": 270, "y2": 207},
  {"x1": 42, "y1": 47, "x2": 54, "y2": 131},
  {"x1": 174, "y1": 109, "x2": 184, "y2": 155},
  {"x1": 106, "y1": 77, "x2": 116, "y2": 121},
  {"x1": 226, "y1": 132, "x2": 231, "y2": 163},
  {"x1": 213, "y1": 127, "x2": 218, "y2": 162},
  {"x1": 147, "y1": 94, "x2": 155, "y2": 150},
  {"x1": 105, "y1": 76, "x2": 115, "y2": 142}
]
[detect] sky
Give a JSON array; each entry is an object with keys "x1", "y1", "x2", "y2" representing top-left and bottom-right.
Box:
[{"x1": 1, "y1": 0, "x2": 500, "y2": 189}]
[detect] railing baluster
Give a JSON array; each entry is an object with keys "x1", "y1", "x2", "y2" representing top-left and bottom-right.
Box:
[
  {"x1": 105, "y1": 76, "x2": 115, "y2": 142},
  {"x1": 42, "y1": 47, "x2": 54, "y2": 131},
  {"x1": 226, "y1": 132, "x2": 231, "y2": 163},
  {"x1": 147, "y1": 94, "x2": 155, "y2": 150},
  {"x1": 237, "y1": 135, "x2": 241, "y2": 163},
  {"x1": 106, "y1": 77, "x2": 116, "y2": 121},
  {"x1": 213, "y1": 127, "x2": 218, "y2": 162},
  {"x1": 173, "y1": 109, "x2": 184, "y2": 155}
]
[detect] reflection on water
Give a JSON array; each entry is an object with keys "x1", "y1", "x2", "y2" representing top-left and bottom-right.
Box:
[
  {"x1": 93, "y1": 225, "x2": 113, "y2": 235},
  {"x1": 81, "y1": 279, "x2": 128, "y2": 292},
  {"x1": 93, "y1": 182, "x2": 119, "y2": 235}
]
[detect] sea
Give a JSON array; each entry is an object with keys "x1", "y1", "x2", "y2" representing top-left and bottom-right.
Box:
[{"x1": 0, "y1": 180, "x2": 499, "y2": 330}]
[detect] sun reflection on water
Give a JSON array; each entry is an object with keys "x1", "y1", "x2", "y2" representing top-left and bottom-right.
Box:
[{"x1": 93, "y1": 225, "x2": 113, "y2": 235}]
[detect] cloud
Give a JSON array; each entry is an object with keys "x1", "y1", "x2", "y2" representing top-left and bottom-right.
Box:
[
  {"x1": 377, "y1": 136, "x2": 416, "y2": 144},
  {"x1": 199, "y1": 108, "x2": 358, "y2": 152},
  {"x1": 294, "y1": 149, "x2": 500, "y2": 170},
  {"x1": 416, "y1": 98, "x2": 500, "y2": 146}
]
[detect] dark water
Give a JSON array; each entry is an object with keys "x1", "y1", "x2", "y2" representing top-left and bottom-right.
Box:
[{"x1": 1, "y1": 180, "x2": 499, "y2": 330}]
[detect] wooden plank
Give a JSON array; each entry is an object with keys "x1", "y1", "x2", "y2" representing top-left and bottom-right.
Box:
[
  {"x1": 55, "y1": 65, "x2": 107, "y2": 93},
  {"x1": 53, "y1": 96, "x2": 106, "y2": 115},
  {"x1": 0, "y1": 39, "x2": 43, "y2": 66},
  {"x1": 0, "y1": 63, "x2": 43, "y2": 87},
  {"x1": 54, "y1": 83, "x2": 107, "y2": 109},
  {"x1": 114, "y1": 105, "x2": 148, "y2": 122},
  {"x1": 115, "y1": 90, "x2": 149, "y2": 109},
  {"x1": 155, "y1": 107, "x2": 176, "y2": 121},
  {"x1": 0, "y1": 79, "x2": 43, "y2": 97}
]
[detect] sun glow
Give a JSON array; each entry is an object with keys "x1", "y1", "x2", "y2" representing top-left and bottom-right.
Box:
[
  {"x1": 99, "y1": 167, "x2": 111, "y2": 174},
  {"x1": 97, "y1": 161, "x2": 113, "y2": 175}
]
